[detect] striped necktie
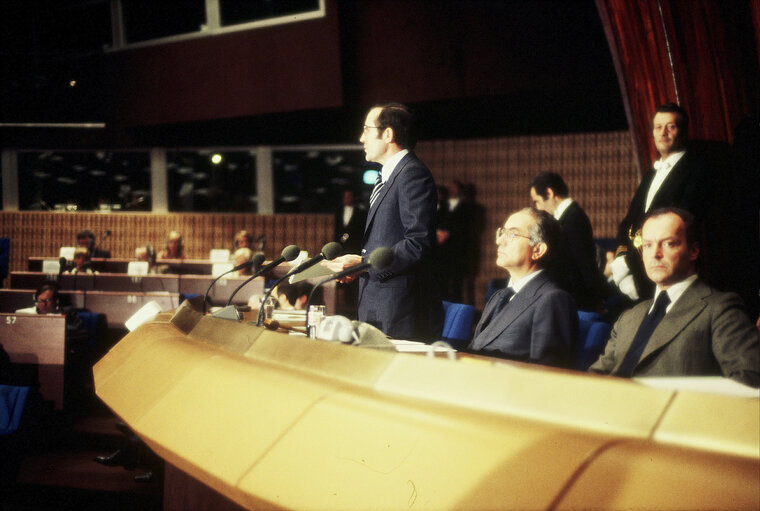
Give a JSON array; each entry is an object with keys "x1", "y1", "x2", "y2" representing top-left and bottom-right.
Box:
[{"x1": 369, "y1": 174, "x2": 384, "y2": 206}]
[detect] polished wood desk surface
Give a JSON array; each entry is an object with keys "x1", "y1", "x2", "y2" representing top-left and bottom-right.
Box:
[
  {"x1": 95, "y1": 306, "x2": 759, "y2": 511},
  {"x1": 0, "y1": 313, "x2": 67, "y2": 409}
]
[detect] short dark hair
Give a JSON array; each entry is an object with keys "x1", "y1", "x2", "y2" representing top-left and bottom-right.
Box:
[
  {"x1": 654, "y1": 102, "x2": 689, "y2": 139},
  {"x1": 275, "y1": 281, "x2": 318, "y2": 307},
  {"x1": 76, "y1": 229, "x2": 95, "y2": 241},
  {"x1": 35, "y1": 283, "x2": 59, "y2": 300},
  {"x1": 643, "y1": 207, "x2": 699, "y2": 247},
  {"x1": 530, "y1": 171, "x2": 569, "y2": 198},
  {"x1": 373, "y1": 103, "x2": 417, "y2": 149}
]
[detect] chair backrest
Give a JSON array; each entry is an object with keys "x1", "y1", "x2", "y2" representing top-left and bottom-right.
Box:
[
  {"x1": 75, "y1": 311, "x2": 106, "y2": 348},
  {"x1": 441, "y1": 301, "x2": 476, "y2": 348},
  {"x1": 575, "y1": 313, "x2": 612, "y2": 371},
  {"x1": 0, "y1": 385, "x2": 31, "y2": 436}
]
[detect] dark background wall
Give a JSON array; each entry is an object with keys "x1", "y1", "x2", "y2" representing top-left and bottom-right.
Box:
[{"x1": 0, "y1": 0, "x2": 626, "y2": 148}]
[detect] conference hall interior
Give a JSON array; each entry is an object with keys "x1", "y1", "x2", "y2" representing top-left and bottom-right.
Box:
[{"x1": 1, "y1": 1, "x2": 758, "y2": 510}]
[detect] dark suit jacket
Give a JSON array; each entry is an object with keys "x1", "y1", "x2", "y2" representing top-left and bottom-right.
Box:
[
  {"x1": 358, "y1": 152, "x2": 443, "y2": 340},
  {"x1": 589, "y1": 279, "x2": 760, "y2": 387},
  {"x1": 468, "y1": 272, "x2": 577, "y2": 368},
  {"x1": 557, "y1": 201, "x2": 607, "y2": 311},
  {"x1": 616, "y1": 150, "x2": 711, "y2": 298},
  {"x1": 335, "y1": 204, "x2": 367, "y2": 255},
  {"x1": 436, "y1": 199, "x2": 472, "y2": 302}
]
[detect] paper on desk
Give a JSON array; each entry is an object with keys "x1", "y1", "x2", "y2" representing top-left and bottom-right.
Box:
[
  {"x1": 634, "y1": 376, "x2": 760, "y2": 398},
  {"x1": 125, "y1": 300, "x2": 163, "y2": 331},
  {"x1": 391, "y1": 340, "x2": 456, "y2": 353}
]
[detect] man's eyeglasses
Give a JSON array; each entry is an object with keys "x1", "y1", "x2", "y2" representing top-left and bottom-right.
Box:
[
  {"x1": 37, "y1": 298, "x2": 56, "y2": 304},
  {"x1": 362, "y1": 125, "x2": 383, "y2": 134},
  {"x1": 495, "y1": 227, "x2": 531, "y2": 243}
]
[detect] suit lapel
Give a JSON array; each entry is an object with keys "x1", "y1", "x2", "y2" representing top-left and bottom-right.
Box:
[
  {"x1": 649, "y1": 152, "x2": 691, "y2": 210},
  {"x1": 636, "y1": 280, "x2": 708, "y2": 366},
  {"x1": 364, "y1": 152, "x2": 413, "y2": 239},
  {"x1": 474, "y1": 274, "x2": 548, "y2": 350}
]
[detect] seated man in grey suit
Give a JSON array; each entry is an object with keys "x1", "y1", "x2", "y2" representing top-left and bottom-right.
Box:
[
  {"x1": 590, "y1": 207, "x2": 759, "y2": 387},
  {"x1": 467, "y1": 208, "x2": 577, "y2": 368}
]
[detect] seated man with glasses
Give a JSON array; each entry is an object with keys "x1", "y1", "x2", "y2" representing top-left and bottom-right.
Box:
[
  {"x1": 467, "y1": 208, "x2": 577, "y2": 368},
  {"x1": 16, "y1": 283, "x2": 62, "y2": 315}
]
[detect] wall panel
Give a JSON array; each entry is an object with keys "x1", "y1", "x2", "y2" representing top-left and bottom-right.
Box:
[
  {"x1": 0, "y1": 212, "x2": 333, "y2": 278},
  {"x1": 417, "y1": 130, "x2": 636, "y2": 307}
]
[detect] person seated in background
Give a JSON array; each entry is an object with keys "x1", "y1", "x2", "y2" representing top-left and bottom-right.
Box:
[
  {"x1": 76, "y1": 229, "x2": 110, "y2": 259},
  {"x1": 158, "y1": 231, "x2": 184, "y2": 260},
  {"x1": 274, "y1": 281, "x2": 317, "y2": 311},
  {"x1": 133, "y1": 245, "x2": 158, "y2": 274},
  {"x1": 14, "y1": 283, "x2": 90, "y2": 406},
  {"x1": 233, "y1": 229, "x2": 265, "y2": 254},
  {"x1": 466, "y1": 208, "x2": 577, "y2": 368},
  {"x1": 233, "y1": 230, "x2": 253, "y2": 250},
  {"x1": 16, "y1": 283, "x2": 62, "y2": 315},
  {"x1": 65, "y1": 247, "x2": 94, "y2": 274},
  {"x1": 231, "y1": 247, "x2": 254, "y2": 276},
  {"x1": 590, "y1": 208, "x2": 759, "y2": 387}
]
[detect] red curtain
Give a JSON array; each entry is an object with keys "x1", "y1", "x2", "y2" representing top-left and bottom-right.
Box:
[{"x1": 596, "y1": 0, "x2": 759, "y2": 175}]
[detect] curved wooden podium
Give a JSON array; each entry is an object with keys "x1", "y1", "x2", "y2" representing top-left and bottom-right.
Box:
[{"x1": 94, "y1": 302, "x2": 759, "y2": 510}]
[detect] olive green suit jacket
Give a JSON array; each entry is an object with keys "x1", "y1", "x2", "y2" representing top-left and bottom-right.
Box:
[{"x1": 590, "y1": 279, "x2": 760, "y2": 388}]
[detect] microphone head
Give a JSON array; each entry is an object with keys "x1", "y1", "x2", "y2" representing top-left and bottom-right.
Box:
[
  {"x1": 320, "y1": 242, "x2": 342, "y2": 261},
  {"x1": 263, "y1": 318, "x2": 280, "y2": 330},
  {"x1": 368, "y1": 247, "x2": 394, "y2": 269},
  {"x1": 281, "y1": 244, "x2": 300, "y2": 261},
  {"x1": 251, "y1": 253, "x2": 265, "y2": 268}
]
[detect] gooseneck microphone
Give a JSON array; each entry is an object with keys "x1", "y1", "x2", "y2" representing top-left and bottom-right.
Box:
[
  {"x1": 101, "y1": 230, "x2": 111, "y2": 242},
  {"x1": 57, "y1": 256, "x2": 67, "y2": 284},
  {"x1": 254, "y1": 241, "x2": 343, "y2": 326},
  {"x1": 202, "y1": 253, "x2": 265, "y2": 313},
  {"x1": 224, "y1": 245, "x2": 300, "y2": 307},
  {"x1": 304, "y1": 247, "x2": 394, "y2": 334}
]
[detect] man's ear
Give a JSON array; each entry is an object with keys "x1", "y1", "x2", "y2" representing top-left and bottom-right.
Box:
[
  {"x1": 688, "y1": 241, "x2": 700, "y2": 262},
  {"x1": 532, "y1": 241, "x2": 548, "y2": 261},
  {"x1": 545, "y1": 188, "x2": 555, "y2": 200},
  {"x1": 295, "y1": 295, "x2": 308, "y2": 310},
  {"x1": 383, "y1": 126, "x2": 395, "y2": 144}
]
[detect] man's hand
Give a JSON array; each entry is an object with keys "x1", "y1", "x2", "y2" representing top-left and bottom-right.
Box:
[{"x1": 322, "y1": 254, "x2": 364, "y2": 283}]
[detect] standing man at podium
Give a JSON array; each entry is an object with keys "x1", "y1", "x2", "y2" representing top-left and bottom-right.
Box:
[{"x1": 331, "y1": 103, "x2": 442, "y2": 340}]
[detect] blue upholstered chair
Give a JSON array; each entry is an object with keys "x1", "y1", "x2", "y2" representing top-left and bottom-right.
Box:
[
  {"x1": 0, "y1": 385, "x2": 31, "y2": 436},
  {"x1": 441, "y1": 301, "x2": 476, "y2": 350},
  {"x1": 575, "y1": 312, "x2": 612, "y2": 371},
  {"x1": 75, "y1": 311, "x2": 106, "y2": 348}
]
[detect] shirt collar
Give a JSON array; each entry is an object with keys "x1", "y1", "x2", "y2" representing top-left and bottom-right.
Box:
[
  {"x1": 380, "y1": 149, "x2": 409, "y2": 182},
  {"x1": 553, "y1": 197, "x2": 573, "y2": 220},
  {"x1": 508, "y1": 269, "x2": 543, "y2": 295},
  {"x1": 655, "y1": 150, "x2": 686, "y2": 171},
  {"x1": 653, "y1": 273, "x2": 697, "y2": 313}
]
